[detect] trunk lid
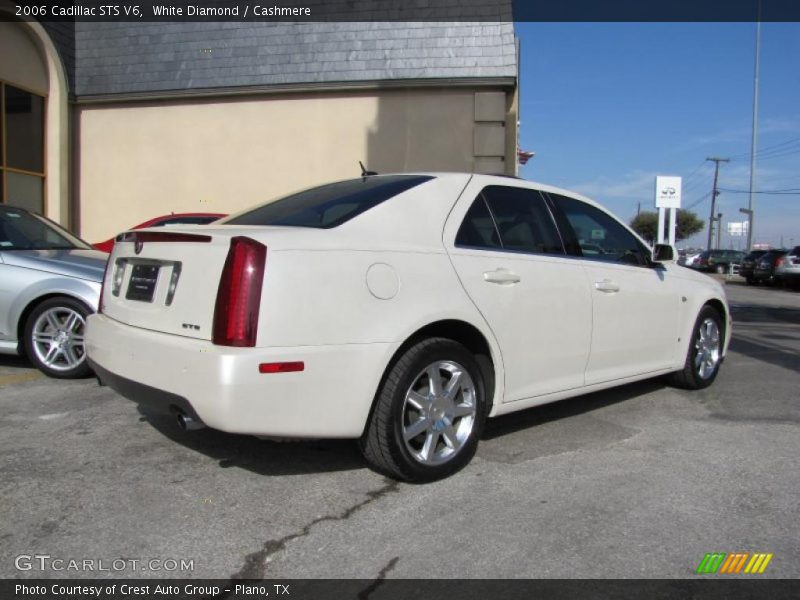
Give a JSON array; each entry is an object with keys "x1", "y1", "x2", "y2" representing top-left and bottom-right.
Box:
[{"x1": 101, "y1": 228, "x2": 244, "y2": 341}]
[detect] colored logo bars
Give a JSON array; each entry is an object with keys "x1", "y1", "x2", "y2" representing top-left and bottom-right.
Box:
[{"x1": 696, "y1": 552, "x2": 773, "y2": 574}]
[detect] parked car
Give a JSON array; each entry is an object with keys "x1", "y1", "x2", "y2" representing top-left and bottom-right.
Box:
[
  {"x1": 678, "y1": 250, "x2": 702, "y2": 268},
  {"x1": 692, "y1": 249, "x2": 745, "y2": 274},
  {"x1": 775, "y1": 246, "x2": 800, "y2": 288},
  {"x1": 739, "y1": 249, "x2": 770, "y2": 284},
  {"x1": 92, "y1": 213, "x2": 226, "y2": 253},
  {"x1": 753, "y1": 249, "x2": 789, "y2": 285},
  {"x1": 0, "y1": 205, "x2": 107, "y2": 378},
  {"x1": 86, "y1": 174, "x2": 731, "y2": 482}
]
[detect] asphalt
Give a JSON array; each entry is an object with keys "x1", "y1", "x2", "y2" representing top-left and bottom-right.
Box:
[{"x1": 1, "y1": 275, "x2": 798, "y2": 580}]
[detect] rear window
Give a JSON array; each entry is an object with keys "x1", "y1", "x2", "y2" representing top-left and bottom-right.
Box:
[{"x1": 225, "y1": 175, "x2": 434, "y2": 229}]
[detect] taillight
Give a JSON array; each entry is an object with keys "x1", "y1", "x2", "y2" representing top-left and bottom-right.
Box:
[
  {"x1": 775, "y1": 257, "x2": 784, "y2": 267},
  {"x1": 212, "y1": 236, "x2": 267, "y2": 347}
]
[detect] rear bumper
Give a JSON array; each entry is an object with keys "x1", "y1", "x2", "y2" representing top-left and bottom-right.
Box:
[
  {"x1": 90, "y1": 359, "x2": 203, "y2": 422},
  {"x1": 85, "y1": 314, "x2": 395, "y2": 438},
  {"x1": 753, "y1": 269, "x2": 775, "y2": 280},
  {"x1": 776, "y1": 271, "x2": 800, "y2": 281}
]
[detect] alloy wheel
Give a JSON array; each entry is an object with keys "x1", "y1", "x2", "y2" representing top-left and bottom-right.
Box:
[
  {"x1": 401, "y1": 360, "x2": 477, "y2": 466},
  {"x1": 30, "y1": 307, "x2": 87, "y2": 372},
  {"x1": 694, "y1": 317, "x2": 721, "y2": 380}
]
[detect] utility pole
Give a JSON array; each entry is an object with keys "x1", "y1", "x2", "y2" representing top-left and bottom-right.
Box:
[
  {"x1": 716, "y1": 213, "x2": 723, "y2": 250},
  {"x1": 747, "y1": 4, "x2": 762, "y2": 251},
  {"x1": 706, "y1": 157, "x2": 729, "y2": 250}
]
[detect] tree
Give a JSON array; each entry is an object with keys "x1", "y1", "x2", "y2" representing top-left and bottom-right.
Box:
[{"x1": 630, "y1": 210, "x2": 705, "y2": 244}]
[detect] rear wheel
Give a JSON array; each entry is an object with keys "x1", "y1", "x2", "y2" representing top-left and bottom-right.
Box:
[
  {"x1": 669, "y1": 305, "x2": 723, "y2": 390},
  {"x1": 23, "y1": 297, "x2": 92, "y2": 379},
  {"x1": 360, "y1": 338, "x2": 487, "y2": 482}
]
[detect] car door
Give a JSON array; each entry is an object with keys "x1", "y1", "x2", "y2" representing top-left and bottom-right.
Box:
[
  {"x1": 546, "y1": 192, "x2": 681, "y2": 384},
  {"x1": 444, "y1": 182, "x2": 592, "y2": 403}
]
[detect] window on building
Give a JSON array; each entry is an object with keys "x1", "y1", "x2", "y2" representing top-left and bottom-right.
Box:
[{"x1": 1, "y1": 83, "x2": 45, "y2": 214}]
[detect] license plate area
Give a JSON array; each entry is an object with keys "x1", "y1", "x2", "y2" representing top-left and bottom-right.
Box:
[{"x1": 126, "y1": 263, "x2": 161, "y2": 302}]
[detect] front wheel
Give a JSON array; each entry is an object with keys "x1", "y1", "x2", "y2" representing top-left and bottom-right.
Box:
[
  {"x1": 668, "y1": 305, "x2": 724, "y2": 390},
  {"x1": 23, "y1": 297, "x2": 93, "y2": 379},
  {"x1": 715, "y1": 264, "x2": 726, "y2": 274},
  {"x1": 360, "y1": 338, "x2": 487, "y2": 482}
]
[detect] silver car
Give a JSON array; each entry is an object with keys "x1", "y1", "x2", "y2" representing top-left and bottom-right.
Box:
[
  {"x1": 0, "y1": 205, "x2": 107, "y2": 378},
  {"x1": 775, "y1": 246, "x2": 800, "y2": 288}
]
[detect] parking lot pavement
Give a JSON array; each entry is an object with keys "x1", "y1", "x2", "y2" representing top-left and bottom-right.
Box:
[{"x1": 1, "y1": 277, "x2": 798, "y2": 580}]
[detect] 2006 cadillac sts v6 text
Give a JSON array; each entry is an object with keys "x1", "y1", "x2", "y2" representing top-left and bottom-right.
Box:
[{"x1": 86, "y1": 174, "x2": 731, "y2": 481}]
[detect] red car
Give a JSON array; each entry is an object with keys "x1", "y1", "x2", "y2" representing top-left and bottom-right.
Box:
[{"x1": 92, "y1": 213, "x2": 226, "y2": 253}]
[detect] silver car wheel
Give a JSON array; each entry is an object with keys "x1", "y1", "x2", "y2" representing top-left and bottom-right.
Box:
[
  {"x1": 31, "y1": 307, "x2": 87, "y2": 372},
  {"x1": 694, "y1": 317, "x2": 721, "y2": 380},
  {"x1": 402, "y1": 360, "x2": 477, "y2": 466}
]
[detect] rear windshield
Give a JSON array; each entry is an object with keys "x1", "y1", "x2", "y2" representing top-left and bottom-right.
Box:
[{"x1": 225, "y1": 175, "x2": 434, "y2": 229}]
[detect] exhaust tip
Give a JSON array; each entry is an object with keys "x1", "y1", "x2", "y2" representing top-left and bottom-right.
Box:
[{"x1": 176, "y1": 412, "x2": 205, "y2": 431}]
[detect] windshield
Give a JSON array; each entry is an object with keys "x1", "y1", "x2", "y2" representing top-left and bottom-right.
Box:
[
  {"x1": 224, "y1": 175, "x2": 434, "y2": 229},
  {"x1": 0, "y1": 207, "x2": 91, "y2": 251}
]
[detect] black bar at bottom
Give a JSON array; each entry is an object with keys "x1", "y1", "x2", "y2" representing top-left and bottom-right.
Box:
[{"x1": 3, "y1": 579, "x2": 799, "y2": 600}]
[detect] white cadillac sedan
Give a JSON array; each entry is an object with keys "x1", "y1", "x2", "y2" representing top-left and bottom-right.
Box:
[{"x1": 86, "y1": 174, "x2": 731, "y2": 481}]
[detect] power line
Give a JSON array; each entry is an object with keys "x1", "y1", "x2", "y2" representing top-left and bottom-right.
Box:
[
  {"x1": 685, "y1": 191, "x2": 712, "y2": 210},
  {"x1": 727, "y1": 135, "x2": 800, "y2": 160},
  {"x1": 718, "y1": 187, "x2": 800, "y2": 195},
  {"x1": 730, "y1": 142, "x2": 800, "y2": 162}
]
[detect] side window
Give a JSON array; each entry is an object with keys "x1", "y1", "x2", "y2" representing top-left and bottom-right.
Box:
[
  {"x1": 484, "y1": 186, "x2": 564, "y2": 254},
  {"x1": 550, "y1": 194, "x2": 648, "y2": 266},
  {"x1": 455, "y1": 187, "x2": 565, "y2": 255},
  {"x1": 454, "y1": 195, "x2": 502, "y2": 250}
]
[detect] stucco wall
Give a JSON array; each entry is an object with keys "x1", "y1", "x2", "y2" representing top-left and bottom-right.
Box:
[
  {"x1": 77, "y1": 87, "x2": 513, "y2": 242},
  {"x1": 0, "y1": 22, "x2": 48, "y2": 94}
]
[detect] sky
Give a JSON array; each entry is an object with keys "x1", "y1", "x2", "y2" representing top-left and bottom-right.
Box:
[{"x1": 515, "y1": 22, "x2": 800, "y2": 250}]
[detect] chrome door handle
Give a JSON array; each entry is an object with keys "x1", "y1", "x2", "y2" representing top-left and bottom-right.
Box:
[
  {"x1": 484, "y1": 269, "x2": 521, "y2": 285},
  {"x1": 595, "y1": 279, "x2": 620, "y2": 293}
]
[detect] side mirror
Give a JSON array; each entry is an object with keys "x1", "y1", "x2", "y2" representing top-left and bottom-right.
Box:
[{"x1": 653, "y1": 244, "x2": 677, "y2": 263}]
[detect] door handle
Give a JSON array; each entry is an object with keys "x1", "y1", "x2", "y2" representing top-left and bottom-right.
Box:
[
  {"x1": 595, "y1": 279, "x2": 620, "y2": 293},
  {"x1": 484, "y1": 268, "x2": 521, "y2": 285}
]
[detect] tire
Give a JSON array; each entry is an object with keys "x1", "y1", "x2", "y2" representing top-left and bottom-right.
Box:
[
  {"x1": 745, "y1": 276, "x2": 755, "y2": 285},
  {"x1": 715, "y1": 264, "x2": 726, "y2": 274},
  {"x1": 360, "y1": 338, "x2": 488, "y2": 482},
  {"x1": 23, "y1": 296, "x2": 93, "y2": 379},
  {"x1": 668, "y1": 305, "x2": 724, "y2": 390}
]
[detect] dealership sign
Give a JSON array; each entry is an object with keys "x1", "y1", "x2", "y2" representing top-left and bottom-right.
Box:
[{"x1": 655, "y1": 176, "x2": 682, "y2": 209}]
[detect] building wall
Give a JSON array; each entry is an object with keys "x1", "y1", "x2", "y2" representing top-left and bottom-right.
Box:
[
  {"x1": 77, "y1": 86, "x2": 514, "y2": 242},
  {"x1": 0, "y1": 20, "x2": 70, "y2": 226},
  {"x1": 0, "y1": 22, "x2": 48, "y2": 94}
]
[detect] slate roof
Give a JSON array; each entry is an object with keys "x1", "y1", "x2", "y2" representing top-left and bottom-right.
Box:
[
  {"x1": 72, "y1": 20, "x2": 516, "y2": 98},
  {"x1": 41, "y1": 22, "x2": 75, "y2": 93}
]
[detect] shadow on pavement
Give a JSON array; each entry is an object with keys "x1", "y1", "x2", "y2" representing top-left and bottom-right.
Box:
[
  {"x1": 729, "y1": 303, "x2": 800, "y2": 373},
  {"x1": 139, "y1": 378, "x2": 666, "y2": 476},
  {"x1": 0, "y1": 354, "x2": 34, "y2": 371},
  {"x1": 139, "y1": 407, "x2": 366, "y2": 477},
  {"x1": 482, "y1": 378, "x2": 664, "y2": 440}
]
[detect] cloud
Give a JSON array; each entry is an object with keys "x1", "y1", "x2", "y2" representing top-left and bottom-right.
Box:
[
  {"x1": 571, "y1": 170, "x2": 659, "y2": 201},
  {"x1": 687, "y1": 117, "x2": 800, "y2": 147}
]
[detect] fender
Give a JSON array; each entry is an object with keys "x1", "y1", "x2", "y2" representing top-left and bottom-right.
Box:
[{"x1": 4, "y1": 277, "x2": 100, "y2": 351}]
